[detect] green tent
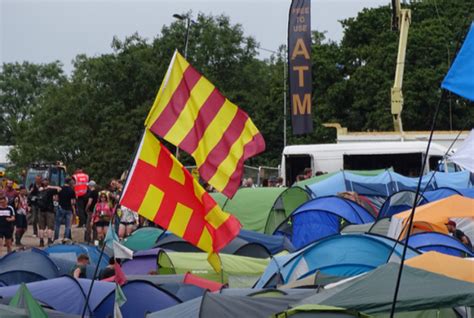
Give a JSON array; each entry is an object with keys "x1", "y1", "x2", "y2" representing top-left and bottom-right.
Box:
[
  {"x1": 157, "y1": 251, "x2": 269, "y2": 287},
  {"x1": 275, "y1": 304, "x2": 372, "y2": 317},
  {"x1": 122, "y1": 227, "x2": 164, "y2": 251},
  {"x1": 8, "y1": 283, "x2": 48, "y2": 318},
  {"x1": 299, "y1": 262, "x2": 474, "y2": 314},
  {"x1": 210, "y1": 187, "x2": 286, "y2": 232},
  {"x1": 264, "y1": 186, "x2": 311, "y2": 234}
]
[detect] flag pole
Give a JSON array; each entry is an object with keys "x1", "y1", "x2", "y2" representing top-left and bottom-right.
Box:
[{"x1": 80, "y1": 130, "x2": 145, "y2": 318}]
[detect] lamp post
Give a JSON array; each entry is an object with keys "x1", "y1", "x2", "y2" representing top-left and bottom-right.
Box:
[
  {"x1": 258, "y1": 47, "x2": 288, "y2": 148},
  {"x1": 173, "y1": 13, "x2": 192, "y2": 59},
  {"x1": 172, "y1": 13, "x2": 193, "y2": 159}
]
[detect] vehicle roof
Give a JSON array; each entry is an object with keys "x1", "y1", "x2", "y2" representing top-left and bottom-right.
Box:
[{"x1": 283, "y1": 141, "x2": 448, "y2": 156}]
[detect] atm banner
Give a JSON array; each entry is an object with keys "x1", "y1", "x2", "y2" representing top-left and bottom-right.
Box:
[{"x1": 288, "y1": 0, "x2": 313, "y2": 135}]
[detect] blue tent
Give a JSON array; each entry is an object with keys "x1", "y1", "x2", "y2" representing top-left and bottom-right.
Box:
[
  {"x1": 238, "y1": 229, "x2": 295, "y2": 254},
  {"x1": 254, "y1": 234, "x2": 419, "y2": 288},
  {"x1": 93, "y1": 280, "x2": 180, "y2": 317},
  {"x1": 44, "y1": 244, "x2": 109, "y2": 270},
  {"x1": 378, "y1": 187, "x2": 474, "y2": 219},
  {"x1": 0, "y1": 249, "x2": 59, "y2": 285},
  {"x1": 307, "y1": 170, "x2": 472, "y2": 198},
  {"x1": 158, "y1": 283, "x2": 207, "y2": 302},
  {"x1": 0, "y1": 277, "x2": 180, "y2": 317},
  {"x1": 122, "y1": 248, "x2": 161, "y2": 275},
  {"x1": 0, "y1": 276, "x2": 111, "y2": 315},
  {"x1": 405, "y1": 232, "x2": 473, "y2": 257},
  {"x1": 274, "y1": 196, "x2": 374, "y2": 249}
]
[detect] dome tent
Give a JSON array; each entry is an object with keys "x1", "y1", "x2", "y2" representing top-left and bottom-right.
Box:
[{"x1": 274, "y1": 196, "x2": 374, "y2": 249}]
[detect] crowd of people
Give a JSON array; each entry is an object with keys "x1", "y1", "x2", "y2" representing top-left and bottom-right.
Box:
[{"x1": 0, "y1": 169, "x2": 139, "y2": 255}]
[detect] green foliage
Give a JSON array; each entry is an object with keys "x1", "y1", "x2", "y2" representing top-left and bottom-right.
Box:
[
  {"x1": 0, "y1": 61, "x2": 65, "y2": 143},
  {"x1": 3, "y1": 1, "x2": 473, "y2": 185}
]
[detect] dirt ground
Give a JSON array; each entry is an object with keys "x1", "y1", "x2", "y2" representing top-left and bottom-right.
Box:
[{"x1": 1, "y1": 224, "x2": 88, "y2": 256}]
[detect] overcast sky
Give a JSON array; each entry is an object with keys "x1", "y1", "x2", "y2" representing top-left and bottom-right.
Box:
[{"x1": 1, "y1": 0, "x2": 390, "y2": 73}]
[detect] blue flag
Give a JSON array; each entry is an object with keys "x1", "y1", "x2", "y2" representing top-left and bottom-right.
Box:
[{"x1": 441, "y1": 22, "x2": 474, "y2": 101}]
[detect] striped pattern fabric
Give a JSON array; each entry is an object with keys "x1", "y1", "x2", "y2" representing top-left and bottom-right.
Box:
[
  {"x1": 120, "y1": 130, "x2": 241, "y2": 272},
  {"x1": 145, "y1": 51, "x2": 265, "y2": 198}
]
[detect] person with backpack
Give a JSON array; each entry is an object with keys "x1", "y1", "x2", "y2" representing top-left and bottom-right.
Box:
[
  {"x1": 49, "y1": 177, "x2": 77, "y2": 241},
  {"x1": 37, "y1": 179, "x2": 57, "y2": 247}
]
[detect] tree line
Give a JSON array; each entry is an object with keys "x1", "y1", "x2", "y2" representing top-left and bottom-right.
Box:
[{"x1": 1, "y1": 0, "x2": 472, "y2": 185}]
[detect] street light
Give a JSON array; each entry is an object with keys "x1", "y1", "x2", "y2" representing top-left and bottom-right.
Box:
[
  {"x1": 172, "y1": 13, "x2": 193, "y2": 159},
  {"x1": 173, "y1": 13, "x2": 192, "y2": 59}
]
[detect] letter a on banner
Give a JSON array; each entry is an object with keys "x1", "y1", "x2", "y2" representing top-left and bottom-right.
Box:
[{"x1": 288, "y1": 0, "x2": 313, "y2": 135}]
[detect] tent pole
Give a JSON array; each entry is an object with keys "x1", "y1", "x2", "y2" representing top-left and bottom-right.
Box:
[
  {"x1": 81, "y1": 241, "x2": 107, "y2": 318},
  {"x1": 389, "y1": 90, "x2": 444, "y2": 317}
]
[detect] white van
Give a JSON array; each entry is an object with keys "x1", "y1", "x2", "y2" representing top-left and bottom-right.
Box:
[{"x1": 281, "y1": 141, "x2": 459, "y2": 185}]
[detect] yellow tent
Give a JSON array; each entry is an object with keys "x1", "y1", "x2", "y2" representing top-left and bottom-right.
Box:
[
  {"x1": 393, "y1": 195, "x2": 474, "y2": 235},
  {"x1": 406, "y1": 251, "x2": 474, "y2": 283}
]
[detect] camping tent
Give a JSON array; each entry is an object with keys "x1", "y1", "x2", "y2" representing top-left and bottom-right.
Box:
[
  {"x1": 306, "y1": 170, "x2": 472, "y2": 198},
  {"x1": 388, "y1": 195, "x2": 474, "y2": 239},
  {"x1": 157, "y1": 251, "x2": 269, "y2": 287},
  {"x1": 148, "y1": 290, "x2": 316, "y2": 318},
  {"x1": 405, "y1": 232, "x2": 473, "y2": 257},
  {"x1": 274, "y1": 304, "x2": 371, "y2": 318},
  {"x1": 44, "y1": 244, "x2": 109, "y2": 270},
  {"x1": 0, "y1": 304, "x2": 80, "y2": 318},
  {"x1": 92, "y1": 280, "x2": 180, "y2": 317},
  {"x1": 298, "y1": 262, "x2": 474, "y2": 314},
  {"x1": 0, "y1": 249, "x2": 59, "y2": 285},
  {"x1": 255, "y1": 234, "x2": 419, "y2": 288},
  {"x1": 264, "y1": 187, "x2": 311, "y2": 235},
  {"x1": 378, "y1": 187, "x2": 474, "y2": 219},
  {"x1": 238, "y1": 229, "x2": 295, "y2": 254},
  {"x1": 0, "y1": 276, "x2": 111, "y2": 316},
  {"x1": 122, "y1": 227, "x2": 165, "y2": 251},
  {"x1": 122, "y1": 248, "x2": 161, "y2": 275},
  {"x1": 405, "y1": 251, "x2": 474, "y2": 283},
  {"x1": 210, "y1": 187, "x2": 286, "y2": 232},
  {"x1": 274, "y1": 196, "x2": 374, "y2": 248},
  {"x1": 0, "y1": 277, "x2": 180, "y2": 317},
  {"x1": 155, "y1": 234, "x2": 271, "y2": 258}
]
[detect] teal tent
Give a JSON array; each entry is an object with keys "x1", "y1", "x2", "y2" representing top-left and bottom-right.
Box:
[{"x1": 122, "y1": 227, "x2": 165, "y2": 251}]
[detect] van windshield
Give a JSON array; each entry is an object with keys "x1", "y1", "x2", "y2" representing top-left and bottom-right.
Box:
[{"x1": 343, "y1": 153, "x2": 423, "y2": 176}]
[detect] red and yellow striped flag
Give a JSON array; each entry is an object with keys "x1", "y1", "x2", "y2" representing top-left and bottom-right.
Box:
[
  {"x1": 145, "y1": 51, "x2": 265, "y2": 198},
  {"x1": 119, "y1": 130, "x2": 241, "y2": 272}
]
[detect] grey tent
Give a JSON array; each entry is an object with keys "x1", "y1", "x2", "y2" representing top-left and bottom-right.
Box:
[
  {"x1": 341, "y1": 218, "x2": 390, "y2": 236},
  {"x1": 0, "y1": 304, "x2": 80, "y2": 317},
  {"x1": 148, "y1": 290, "x2": 316, "y2": 318},
  {"x1": 299, "y1": 262, "x2": 474, "y2": 314}
]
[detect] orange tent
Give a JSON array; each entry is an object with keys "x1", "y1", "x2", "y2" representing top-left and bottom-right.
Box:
[
  {"x1": 393, "y1": 195, "x2": 474, "y2": 236},
  {"x1": 406, "y1": 251, "x2": 474, "y2": 283}
]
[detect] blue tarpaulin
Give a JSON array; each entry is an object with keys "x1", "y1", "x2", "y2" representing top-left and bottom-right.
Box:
[
  {"x1": 307, "y1": 171, "x2": 472, "y2": 198},
  {"x1": 442, "y1": 22, "x2": 474, "y2": 101}
]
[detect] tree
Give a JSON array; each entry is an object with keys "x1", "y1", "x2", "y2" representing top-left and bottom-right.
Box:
[{"x1": 0, "y1": 62, "x2": 65, "y2": 144}]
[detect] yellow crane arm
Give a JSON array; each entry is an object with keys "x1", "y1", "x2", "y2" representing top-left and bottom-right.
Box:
[{"x1": 391, "y1": 1, "x2": 411, "y2": 133}]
